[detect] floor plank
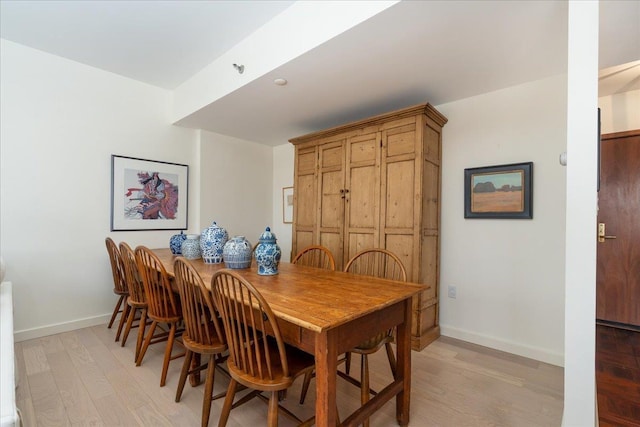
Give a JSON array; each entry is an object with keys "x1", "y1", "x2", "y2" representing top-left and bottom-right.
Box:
[
  {"x1": 14, "y1": 320, "x2": 565, "y2": 426},
  {"x1": 45, "y1": 350, "x2": 103, "y2": 426},
  {"x1": 596, "y1": 324, "x2": 640, "y2": 427}
]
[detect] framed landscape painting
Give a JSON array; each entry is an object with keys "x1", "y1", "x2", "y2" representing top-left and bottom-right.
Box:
[
  {"x1": 111, "y1": 155, "x2": 188, "y2": 231},
  {"x1": 464, "y1": 162, "x2": 533, "y2": 219}
]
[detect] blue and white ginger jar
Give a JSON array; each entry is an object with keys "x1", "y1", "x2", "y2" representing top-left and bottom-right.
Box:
[
  {"x1": 223, "y1": 236, "x2": 252, "y2": 269},
  {"x1": 200, "y1": 221, "x2": 228, "y2": 264},
  {"x1": 169, "y1": 230, "x2": 187, "y2": 255},
  {"x1": 255, "y1": 227, "x2": 281, "y2": 276},
  {"x1": 181, "y1": 234, "x2": 201, "y2": 260}
]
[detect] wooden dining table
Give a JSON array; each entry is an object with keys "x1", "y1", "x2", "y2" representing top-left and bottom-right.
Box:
[{"x1": 153, "y1": 248, "x2": 427, "y2": 427}]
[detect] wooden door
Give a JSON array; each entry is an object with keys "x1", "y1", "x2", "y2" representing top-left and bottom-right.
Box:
[
  {"x1": 317, "y1": 139, "x2": 346, "y2": 269},
  {"x1": 293, "y1": 145, "x2": 318, "y2": 257},
  {"x1": 343, "y1": 132, "x2": 380, "y2": 267},
  {"x1": 380, "y1": 118, "x2": 420, "y2": 282},
  {"x1": 596, "y1": 130, "x2": 640, "y2": 326}
]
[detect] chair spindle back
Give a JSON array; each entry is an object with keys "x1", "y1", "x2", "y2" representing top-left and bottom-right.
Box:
[
  {"x1": 292, "y1": 245, "x2": 336, "y2": 271},
  {"x1": 344, "y1": 248, "x2": 407, "y2": 282},
  {"x1": 119, "y1": 242, "x2": 146, "y2": 305},
  {"x1": 105, "y1": 237, "x2": 127, "y2": 294},
  {"x1": 135, "y1": 246, "x2": 180, "y2": 320},
  {"x1": 174, "y1": 258, "x2": 225, "y2": 347},
  {"x1": 212, "y1": 270, "x2": 289, "y2": 383}
]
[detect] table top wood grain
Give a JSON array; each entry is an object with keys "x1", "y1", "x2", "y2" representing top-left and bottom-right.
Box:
[{"x1": 152, "y1": 248, "x2": 427, "y2": 333}]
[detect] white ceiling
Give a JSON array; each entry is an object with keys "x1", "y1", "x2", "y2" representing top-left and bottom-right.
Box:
[
  {"x1": 0, "y1": 0, "x2": 295, "y2": 89},
  {"x1": 1, "y1": 0, "x2": 639, "y2": 146}
]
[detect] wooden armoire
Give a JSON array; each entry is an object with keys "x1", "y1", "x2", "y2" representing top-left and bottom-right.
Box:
[{"x1": 289, "y1": 103, "x2": 447, "y2": 350}]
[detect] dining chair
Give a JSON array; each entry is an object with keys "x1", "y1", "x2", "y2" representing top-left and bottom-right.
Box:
[
  {"x1": 341, "y1": 248, "x2": 407, "y2": 427},
  {"x1": 174, "y1": 257, "x2": 228, "y2": 427},
  {"x1": 119, "y1": 242, "x2": 150, "y2": 362},
  {"x1": 105, "y1": 237, "x2": 130, "y2": 342},
  {"x1": 135, "y1": 245, "x2": 185, "y2": 387},
  {"x1": 211, "y1": 269, "x2": 316, "y2": 427},
  {"x1": 291, "y1": 245, "x2": 336, "y2": 271}
]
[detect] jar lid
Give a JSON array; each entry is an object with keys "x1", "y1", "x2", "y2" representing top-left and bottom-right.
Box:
[
  {"x1": 186, "y1": 234, "x2": 199, "y2": 239},
  {"x1": 258, "y1": 227, "x2": 277, "y2": 243}
]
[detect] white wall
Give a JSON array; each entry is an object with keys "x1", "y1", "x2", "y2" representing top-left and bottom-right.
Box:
[
  {"x1": 0, "y1": 40, "x2": 200, "y2": 339},
  {"x1": 437, "y1": 74, "x2": 568, "y2": 366},
  {"x1": 271, "y1": 144, "x2": 295, "y2": 262},
  {"x1": 562, "y1": 2, "x2": 599, "y2": 424},
  {"x1": 599, "y1": 89, "x2": 640, "y2": 133},
  {"x1": 198, "y1": 130, "x2": 273, "y2": 243}
]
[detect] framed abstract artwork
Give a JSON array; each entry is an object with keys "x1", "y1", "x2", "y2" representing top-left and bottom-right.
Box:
[
  {"x1": 110, "y1": 155, "x2": 188, "y2": 231},
  {"x1": 464, "y1": 162, "x2": 533, "y2": 219}
]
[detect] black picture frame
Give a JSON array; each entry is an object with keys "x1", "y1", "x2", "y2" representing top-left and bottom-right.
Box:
[
  {"x1": 110, "y1": 155, "x2": 189, "y2": 231},
  {"x1": 464, "y1": 162, "x2": 533, "y2": 219}
]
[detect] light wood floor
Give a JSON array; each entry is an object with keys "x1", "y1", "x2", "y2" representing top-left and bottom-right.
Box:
[{"x1": 14, "y1": 323, "x2": 564, "y2": 426}]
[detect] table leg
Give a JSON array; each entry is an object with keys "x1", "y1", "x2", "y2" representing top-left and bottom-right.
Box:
[
  {"x1": 395, "y1": 299, "x2": 411, "y2": 426},
  {"x1": 315, "y1": 329, "x2": 338, "y2": 427}
]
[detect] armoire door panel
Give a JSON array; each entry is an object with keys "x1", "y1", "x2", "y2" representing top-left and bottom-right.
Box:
[
  {"x1": 422, "y1": 161, "x2": 440, "y2": 231},
  {"x1": 297, "y1": 148, "x2": 317, "y2": 174},
  {"x1": 346, "y1": 233, "x2": 375, "y2": 262},
  {"x1": 386, "y1": 124, "x2": 416, "y2": 157},
  {"x1": 420, "y1": 235, "x2": 438, "y2": 300},
  {"x1": 344, "y1": 132, "x2": 380, "y2": 266},
  {"x1": 347, "y1": 166, "x2": 377, "y2": 229},
  {"x1": 320, "y1": 144, "x2": 344, "y2": 168},
  {"x1": 424, "y1": 122, "x2": 441, "y2": 165},
  {"x1": 385, "y1": 234, "x2": 415, "y2": 281},
  {"x1": 348, "y1": 134, "x2": 377, "y2": 164},
  {"x1": 320, "y1": 171, "x2": 344, "y2": 228},
  {"x1": 385, "y1": 160, "x2": 416, "y2": 228},
  {"x1": 295, "y1": 231, "x2": 314, "y2": 253},
  {"x1": 296, "y1": 174, "x2": 316, "y2": 227},
  {"x1": 320, "y1": 233, "x2": 343, "y2": 269}
]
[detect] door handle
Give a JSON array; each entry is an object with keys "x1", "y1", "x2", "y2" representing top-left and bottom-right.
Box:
[{"x1": 598, "y1": 223, "x2": 617, "y2": 243}]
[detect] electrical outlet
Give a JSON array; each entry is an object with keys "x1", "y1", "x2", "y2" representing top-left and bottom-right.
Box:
[{"x1": 448, "y1": 285, "x2": 457, "y2": 299}]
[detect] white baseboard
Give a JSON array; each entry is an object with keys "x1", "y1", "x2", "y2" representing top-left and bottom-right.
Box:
[
  {"x1": 439, "y1": 324, "x2": 564, "y2": 367},
  {"x1": 16, "y1": 318, "x2": 566, "y2": 366},
  {"x1": 14, "y1": 314, "x2": 111, "y2": 342}
]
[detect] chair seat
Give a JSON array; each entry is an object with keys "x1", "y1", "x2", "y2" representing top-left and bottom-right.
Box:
[
  {"x1": 128, "y1": 300, "x2": 147, "y2": 309},
  {"x1": 228, "y1": 338, "x2": 314, "y2": 392},
  {"x1": 147, "y1": 313, "x2": 182, "y2": 324},
  {"x1": 182, "y1": 331, "x2": 226, "y2": 355}
]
